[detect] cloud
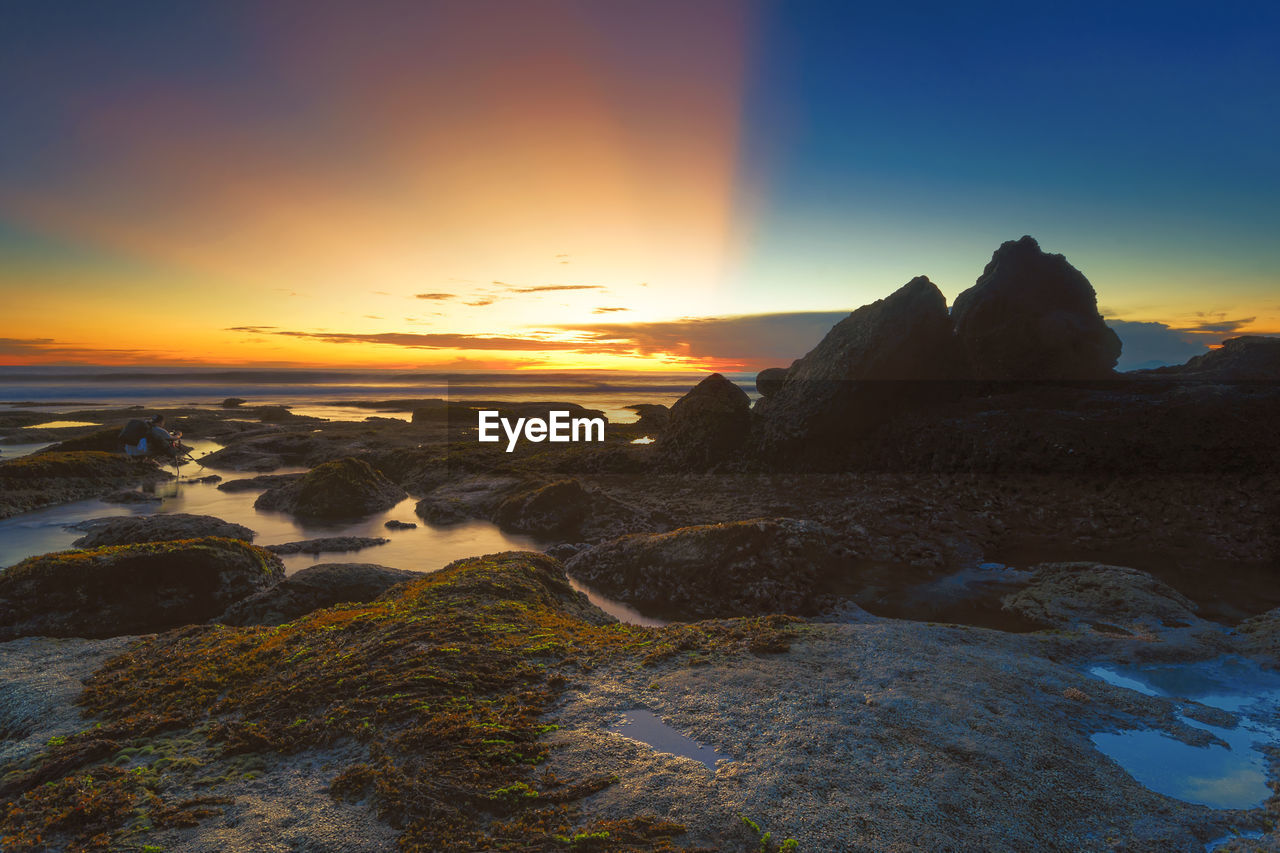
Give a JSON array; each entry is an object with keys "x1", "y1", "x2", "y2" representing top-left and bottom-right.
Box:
[
  {"x1": 592, "y1": 307, "x2": 630, "y2": 314},
  {"x1": 510, "y1": 284, "x2": 605, "y2": 294},
  {"x1": 1176, "y1": 313, "x2": 1257, "y2": 335},
  {"x1": 415, "y1": 292, "x2": 455, "y2": 300},
  {"x1": 465, "y1": 298, "x2": 494, "y2": 307},
  {"x1": 1107, "y1": 320, "x2": 1209, "y2": 370},
  {"x1": 224, "y1": 310, "x2": 854, "y2": 366},
  {"x1": 0, "y1": 337, "x2": 188, "y2": 363},
  {"x1": 224, "y1": 325, "x2": 279, "y2": 333},
  {"x1": 557, "y1": 311, "x2": 851, "y2": 365}
]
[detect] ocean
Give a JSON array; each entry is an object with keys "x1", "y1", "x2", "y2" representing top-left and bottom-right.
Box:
[{"x1": 0, "y1": 367, "x2": 757, "y2": 423}]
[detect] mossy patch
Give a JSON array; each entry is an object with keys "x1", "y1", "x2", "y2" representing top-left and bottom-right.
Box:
[{"x1": 1, "y1": 552, "x2": 798, "y2": 851}]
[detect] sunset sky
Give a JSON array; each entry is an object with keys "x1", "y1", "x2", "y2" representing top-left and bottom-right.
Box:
[{"x1": 2, "y1": 0, "x2": 1277, "y2": 371}]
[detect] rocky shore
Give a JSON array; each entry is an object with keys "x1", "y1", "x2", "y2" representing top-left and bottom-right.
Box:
[{"x1": 1, "y1": 236, "x2": 1277, "y2": 851}]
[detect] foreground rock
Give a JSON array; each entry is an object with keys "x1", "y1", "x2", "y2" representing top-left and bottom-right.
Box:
[
  {"x1": 264, "y1": 536, "x2": 390, "y2": 555},
  {"x1": 0, "y1": 452, "x2": 170, "y2": 519},
  {"x1": 566, "y1": 518, "x2": 852, "y2": 618},
  {"x1": 656, "y1": 373, "x2": 751, "y2": 469},
  {"x1": 1236, "y1": 607, "x2": 1280, "y2": 659},
  {"x1": 255, "y1": 457, "x2": 407, "y2": 518},
  {"x1": 217, "y1": 563, "x2": 419, "y2": 626},
  {"x1": 0, "y1": 537, "x2": 283, "y2": 640},
  {"x1": 951, "y1": 235, "x2": 1121, "y2": 380},
  {"x1": 70, "y1": 513, "x2": 255, "y2": 548},
  {"x1": 751, "y1": 276, "x2": 956, "y2": 460}
]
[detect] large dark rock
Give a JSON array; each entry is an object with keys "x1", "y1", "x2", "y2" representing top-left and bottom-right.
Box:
[
  {"x1": 71, "y1": 513, "x2": 255, "y2": 548},
  {"x1": 565, "y1": 517, "x2": 852, "y2": 618},
  {"x1": 752, "y1": 276, "x2": 956, "y2": 458},
  {"x1": 755, "y1": 367, "x2": 789, "y2": 398},
  {"x1": 217, "y1": 562, "x2": 419, "y2": 627},
  {"x1": 255, "y1": 457, "x2": 407, "y2": 518},
  {"x1": 0, "y1": 537, "x2": 283, "y2": 639},
  {"x1": 36, "y1": 427, "x2": 120, "y2": 454},
  {"x1": 0, "y1": 452, "x2": 170, "y2": 520},
  {"x1": 492, "y1": 478, "x2": 653, "y2": 541},
  {"x1": 656, "y1": 374, "x2": 751, "y2": 469},
  {"x1": 1236, "y1": 607, "x2": 1280, "y2": 658},
  {"x1": 624, "y1": 403, "x2": 670, "y2": 433},
  {"x1": 1136, "y1": 335, "x2": 1280, "y2": 381},
  {"x1": 951, "y1": 236, "x2": 1121, "y2": 380}
]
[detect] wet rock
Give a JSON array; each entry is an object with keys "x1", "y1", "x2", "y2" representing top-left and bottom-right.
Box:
[
  {"x1": 0, "y1": 451, "x2": 169, "y2": 519},
  {"x1": 1235, "y1": 607, "x2": 1280, "y2": 658},
  {"x1": 494, "y1": 479, "x2": 590, "y2": 536},
  {"x1": 754, "y1": 367, "x2": 789, "y2": 398},
  {"x1": 36, "y1": 427, "x2": 119, "y2": 454},
  {"x1": 1137, "y1": 335, "x2": 1280, "y2": 381},
  {"x1": 495, "y1": 478, "x2": 657, "y2": 541},
  {"x1": 188, "y1": 473, "x2": 222, "y2": 484},
  {"x1": 751, "y1": 276, "x2": 957, "y2": 459},
  {"x1": 384, "y1": 519, "x2": 417, "y2": 530},
  {"x1": 545, "y1": 542, "x2": 588, "y2": 561},
  {"x1": 625, "y1": 403, "x2": 670, "y2": 433},
  {"x1": 566, "y1": 518, "x2": 853, "y2": 618},
  {"x1": 200, "y1": 431, "x2": 322, "y2": 471},
  {"x1": 656, "y1": 374, "x2": 751, "y2": 469},
  {"x1": 414, "y1": 475, "x2": 524, "y2": 526},
  {"x1": 221, "y1": 397, "x2": 247, "y2": 408},
  {"x1": 254, "y1": 457, "x2": 407, "y2": 518},
  {"x1": 951, "y1": 236, "x2": 1121, "y2": 380},
  {"x1": 255, "y1": 406, "x2": 300, "y2": 423},
  {"x1": 217, "y1": 563, "x2": 419, "y2": 627},
  {"x1": 1001, "y1": 563, "x2": 1200, "y2": 635},
  {"x1": 70, "y1": 513, "x2": 255, "y2": 548},
  {"x1": 265, "y1": 536, "x2": 390, "y2": 555},
  {"x1": 0, "y1": 537, "x2": 283, "y2": 639},
  {"x1": 217, "y1": 472, "x2": 305, "y2": 492}
]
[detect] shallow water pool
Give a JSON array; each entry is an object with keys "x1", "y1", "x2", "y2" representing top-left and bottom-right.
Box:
[
  {"x1": 607, "y1": 708, "x2": 731, "y2": 771},
  {"x1": 1087, "y1": 657, "x2": 1280, "y2": 810}
]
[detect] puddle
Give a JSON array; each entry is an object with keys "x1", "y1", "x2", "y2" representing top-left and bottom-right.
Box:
[
  {"x1": 629, "y1": 436, "x2": 654, "y2": 445},
  {"x1": 569, "y1": 577, "x2": 666, "y2": 627},
  {"x1": 1087, "y1": 658, "x2": 1280, "y2": 810},
  {"x1": 607, "y1": 709, "x2": 731, "y2": 771}
]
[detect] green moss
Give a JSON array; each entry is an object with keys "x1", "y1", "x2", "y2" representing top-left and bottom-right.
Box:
[{"x1": 3, "y1": 552, "x2": 798, "y2": 851}]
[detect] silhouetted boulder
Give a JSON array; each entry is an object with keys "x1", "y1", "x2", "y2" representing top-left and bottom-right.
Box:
[
  {"x1": 0, "y1": 537, "x2": 283, "y2": 639},
  {"x1": 951, "y1": 236, "x2": 1121, "y2": 380},
  {"x1": 254, "y1": 457, "x2": 407, "y2": 518},
  {"x1": 752, "y1": 276, "x2": 956, "y2": 457},
  {"x1": 625, "y1": 403, "x2": 670, "y2": 433},
  {"x1": 217, "y1": 563, "x2": 418, "y2": 627},
  {"x1": 565, "y1": 518, "x2": 852, "y2": 618},
  {"x1": 656, "y1": 374, "x2": 751, "y2": 469},
  {"x1": 755, "y1": 367, "x2": 789, "y2": 398},
  {"x1": 221, "y1": 397, "x2": 247, "y2": 408},
  {"x1": 70, "y1": 513, "x2": 255, "y2": 548},
  {"x1": 1136, "y1": 335, "x2": 1280, "y2": 381}
]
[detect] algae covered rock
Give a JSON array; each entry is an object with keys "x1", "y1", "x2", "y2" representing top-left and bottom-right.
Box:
[
  {"x1": 1000, "y1": 563, "x2": 1199, "y2": 634},
  {"x1": 951, "y1": 236, "x2": 1121, "y2": 380},
  {"x1": 217, "y1": 562, "x2": 419, "y2": 626},
  {"x1": 70, "y1": 513, "x2": 255, "y2": 548},
  {"x1": 0, "y1": 537, "x2": 283, "y2": 639},
  {"x1": 255, "y1": 457, "x2": 407, "y2": 518},
  {"x1": 656, "y1": 373, "x2": 751, "y2": 469},
  {"x1": 566, "y1": 517, "x2": 852, "y2": 618},
  {"x1": 0, "y1": 451, "x2": 169, "y2": 519},
  {"x1": 494, "y1": 479, "x2": 590, "y2": 536}
]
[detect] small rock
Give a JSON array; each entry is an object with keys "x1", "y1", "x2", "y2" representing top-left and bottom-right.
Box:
[{"x1": 384, "y1": 520, "x2": 417, "y2": 530}]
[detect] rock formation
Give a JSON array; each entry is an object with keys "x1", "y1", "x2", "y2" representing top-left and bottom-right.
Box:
[
  {"x1": 951, "y1": 235, "x2": 1121, "y2": 380},
  {"x1": 217, "y1": 562, "x2": 419, "y2": 626},
  {"x1": 0, "y1": 537, "x2": 283, "y2": 639},
  {"x1": 254, "y1": 457, "x2": 407, "y2": 518},
  {"x1": 70, "y1": 513, "x2": 255, "y2": 548},
  {"x1": 656, "y1": 373, "x2": 751, "y2": 469}
]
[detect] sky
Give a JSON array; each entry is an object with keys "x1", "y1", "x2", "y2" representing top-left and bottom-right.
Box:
[{"x1": 1, "y1": 0, "x2": 1277, "y2": 371}]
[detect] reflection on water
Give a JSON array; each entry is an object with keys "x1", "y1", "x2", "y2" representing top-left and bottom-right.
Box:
[
  {"x1": 1087, "y1": 658, "x2": 1280, "y2": 810},
  {"x1": 607, "y1": 708, "x2": 731, "y2": 771}
]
